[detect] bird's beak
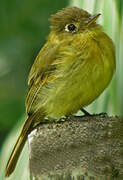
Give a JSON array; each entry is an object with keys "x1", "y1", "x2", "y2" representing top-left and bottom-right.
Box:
[{"x1": 87, "y1": 13, "x2": 101, "y2": 26}]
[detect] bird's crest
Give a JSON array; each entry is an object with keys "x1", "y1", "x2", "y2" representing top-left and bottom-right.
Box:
[{"x1": 49, "y1": 7, "x2": 91, "y2": 32}]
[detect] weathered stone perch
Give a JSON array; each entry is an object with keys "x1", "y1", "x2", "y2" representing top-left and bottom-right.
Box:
[{"x1": 28, "y1": 115, "x2": 123, "y2": 180}]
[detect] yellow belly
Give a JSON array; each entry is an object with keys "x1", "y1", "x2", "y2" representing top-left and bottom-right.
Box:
[{"x1": 41, "y1": 58, "x2": 114, "y2": 119}]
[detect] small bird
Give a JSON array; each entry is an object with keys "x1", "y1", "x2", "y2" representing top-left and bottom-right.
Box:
[{"x1": 5, "y1": 7, "x2": 115, "y2": 177}]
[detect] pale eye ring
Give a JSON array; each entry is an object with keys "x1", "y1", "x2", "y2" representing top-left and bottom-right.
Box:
[{"x1": 65, "y1": 24, "x2": 76, "y2": 32}]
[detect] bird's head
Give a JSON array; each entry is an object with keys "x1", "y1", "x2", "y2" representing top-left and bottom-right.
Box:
[{"x1": 49, "y1": 7, "x2": 101, "y2": 35}]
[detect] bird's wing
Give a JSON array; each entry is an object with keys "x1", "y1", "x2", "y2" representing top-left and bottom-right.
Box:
[
  {"x1": 26, "y1": 42, "x2": 60, "y2": 114},
  {"x1": 28, "y1": 42, "x2": 59, "y2": 87}
]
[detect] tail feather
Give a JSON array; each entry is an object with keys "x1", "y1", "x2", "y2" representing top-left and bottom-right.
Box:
[{"x1": 5, "y1": 116, "x2": 34, "y2": 178}]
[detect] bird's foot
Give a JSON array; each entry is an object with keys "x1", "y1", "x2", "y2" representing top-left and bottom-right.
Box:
[
  {"x1": 93, "y1": 112, "x2": 108, "y2": 117},
  {"x1": 81, "y1": 108, "x2": 108, "y2": 118}
]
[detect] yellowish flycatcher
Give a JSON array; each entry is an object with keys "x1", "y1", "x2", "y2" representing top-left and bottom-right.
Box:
[{"x1": 5, "y1": 7, "x2": 115, "y2": 177}]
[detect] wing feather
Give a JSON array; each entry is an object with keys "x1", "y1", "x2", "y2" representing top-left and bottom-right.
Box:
[
  {"x1": 28, "y1": 43, "x2": 59, "y2": 86},
  {"x1": 26, "y1": 42, "x2": 60, "y2": 114}
]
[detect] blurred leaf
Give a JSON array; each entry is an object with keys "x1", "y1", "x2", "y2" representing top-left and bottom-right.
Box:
[{"x1": 0, "y1": 116, "x2": 29, "y2": 180}]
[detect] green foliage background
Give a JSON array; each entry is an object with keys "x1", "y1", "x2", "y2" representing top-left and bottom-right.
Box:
[
  {"x1": 0, "y1": 0, "x2": 122, "y2": 179},
  {"x1": 0, "y1": 0, "x2": 68, "y2": 144}
]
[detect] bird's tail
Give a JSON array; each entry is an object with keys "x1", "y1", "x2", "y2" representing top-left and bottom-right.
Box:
[{"x1": 5, "y1": 115, "x2": 34, "y2": 178}]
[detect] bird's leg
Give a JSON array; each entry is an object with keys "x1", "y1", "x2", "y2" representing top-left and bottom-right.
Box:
[
  {"x1": 81, "y1": 108, "x2": 108, "y2": 117},
  {"x1": 80, "y1": 108, "x2": 91, "y2": 116}
]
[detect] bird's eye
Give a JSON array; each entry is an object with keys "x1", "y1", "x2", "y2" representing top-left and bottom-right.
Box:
[{"x1": 65, "y1": 24, "x2": 76, "y2": 32}]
